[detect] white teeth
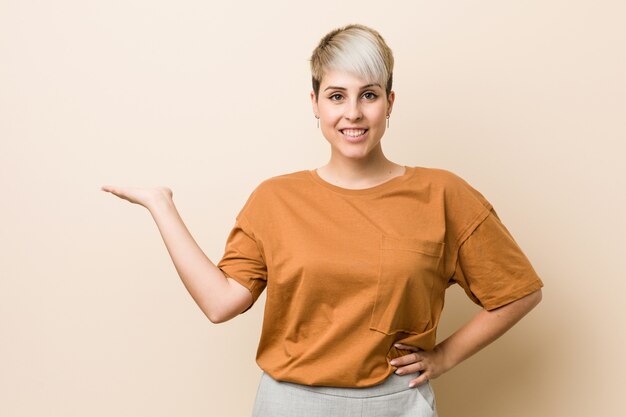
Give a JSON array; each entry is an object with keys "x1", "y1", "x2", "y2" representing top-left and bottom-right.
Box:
[{"x1": 342, "y1": 129, "x2": 366, "y2": 137}]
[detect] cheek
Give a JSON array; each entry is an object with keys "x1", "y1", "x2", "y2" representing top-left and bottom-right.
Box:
[
  {"x1": 321, "y1": 111, "x2": 341, "y2": 126},
  {"x1": 361, "y1": 105, "x2": 384, "y2": 120}
]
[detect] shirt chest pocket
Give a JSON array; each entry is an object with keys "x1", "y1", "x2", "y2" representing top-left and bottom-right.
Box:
[{"x1": 369, "y1": 235, "x2": 445, "y2": 335}]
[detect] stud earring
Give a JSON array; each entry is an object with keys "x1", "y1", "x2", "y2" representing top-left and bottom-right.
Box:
[{"x1": 386, "y1": 114, "x2": 390, "y2": 128}]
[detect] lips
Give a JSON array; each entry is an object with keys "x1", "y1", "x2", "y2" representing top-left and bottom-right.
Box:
[
  {"x1": 339, "y1": 128, "x2": 369, "y2": 143},
  {"x1": 340, "y1": 128, "x2": 368, "y2": 137}
]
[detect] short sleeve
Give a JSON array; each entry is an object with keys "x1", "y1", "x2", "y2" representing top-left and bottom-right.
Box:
[
  {"x1": 449, "y1": 208, "x2": 544, "y2": 310},
  {"x1": 216, "y1": 213, "x2": 267, "y2": 314}
]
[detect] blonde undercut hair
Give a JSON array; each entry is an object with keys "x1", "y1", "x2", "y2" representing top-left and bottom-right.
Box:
[{"x1": 309, "y1": 23, "x2": 394, "y2": 102}]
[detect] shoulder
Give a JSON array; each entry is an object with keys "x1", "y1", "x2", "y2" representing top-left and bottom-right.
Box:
[
  {"x1": 412, "y1": 166, "x2": 455, "y2": 184},
  {"x1": 414, "y1": 166, "x2": 486, "y2": 197},
  {"x1": 412, "y1": 167, "x2": 496, "y2": 259},
  {"x1": 236, "y1": 169, "x2": 311, "y2": 228},
  {"x1": 239, "y1": 169, "x2": 310, "y2": 211},
  {"x1": 414, "y1": 165, "x2": 470, "y2": 186},
  {"x1": 259, "y1": 169, "x2": 310, "y2": 188},
  {"x1": 415, "y1": 164, "x2": 493, "y2": 216},
  {"x1": 251, "y1": 169, "x2": 311, "y2": 196}
]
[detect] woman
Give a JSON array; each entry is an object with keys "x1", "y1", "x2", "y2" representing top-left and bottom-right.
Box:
[{"x1": 102, "y1": 23, "x2": 543, "y2": 417}]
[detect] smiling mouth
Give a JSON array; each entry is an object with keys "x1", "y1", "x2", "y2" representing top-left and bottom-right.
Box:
[{"x1": 340, "y1": 128, "x2": 368, "y2": 137}]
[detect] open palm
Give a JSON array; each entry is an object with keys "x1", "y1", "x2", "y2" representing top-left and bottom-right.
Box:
[{"x1": 100, "y1": 185, "x2": 172, "y2": 209}]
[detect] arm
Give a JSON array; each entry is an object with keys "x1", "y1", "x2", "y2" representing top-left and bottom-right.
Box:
[
  {"x1": 148, "y1": 196, "x2": 254, "y2": 323},
  {"x1": 392, "y1": 288, "x2": 542, "y2": 387},
  {"x1": 101, "y1": 185, "x2": 253, "y2": 323}
]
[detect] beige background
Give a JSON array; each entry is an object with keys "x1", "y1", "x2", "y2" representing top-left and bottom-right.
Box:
[{"x1": 1, "y1": 0, "x2": 624, "y2": 416}]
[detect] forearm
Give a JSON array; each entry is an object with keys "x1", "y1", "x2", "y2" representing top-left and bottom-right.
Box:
[
  {"x1": 435, "y1": 289, "x2": 543, "y2": 371},
  {"x1": 148, "y1": 196, "x2": 230, "y2": 323}
]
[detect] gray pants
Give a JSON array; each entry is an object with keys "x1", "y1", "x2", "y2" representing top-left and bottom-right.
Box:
[{"x1": 252, "y1": 371, "x2": 437, "y2": 417}]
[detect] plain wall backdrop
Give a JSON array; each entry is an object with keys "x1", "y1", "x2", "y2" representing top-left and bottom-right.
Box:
[{"x1": 1, "y1": 1, "x2": 624, "y2": 416}]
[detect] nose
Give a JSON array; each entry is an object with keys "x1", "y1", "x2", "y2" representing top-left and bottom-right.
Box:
[{"x1": 344, "y1": 98, "x2": 363, "y2": 121}]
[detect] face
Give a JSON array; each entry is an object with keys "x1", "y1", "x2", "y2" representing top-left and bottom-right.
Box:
[{"x1": 311, "y1": 69, "x2": 395, "y2": 161}]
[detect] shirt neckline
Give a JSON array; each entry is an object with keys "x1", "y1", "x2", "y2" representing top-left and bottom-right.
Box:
[{"x1": 307, "y1": 165, "x2": 415, "y2": 196}]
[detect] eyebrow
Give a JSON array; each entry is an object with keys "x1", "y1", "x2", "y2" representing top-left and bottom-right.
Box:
[{"x1": 323, "y1": 83, "x2": 382, "y2": 92}]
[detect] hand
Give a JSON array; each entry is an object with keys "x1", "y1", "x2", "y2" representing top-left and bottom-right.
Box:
[
  {"x1": 100, "y1": 185, "x2": 173, "y2": 210},
  {"x1": 390, "y1": 343, "x2": 450, "y2": 388}
]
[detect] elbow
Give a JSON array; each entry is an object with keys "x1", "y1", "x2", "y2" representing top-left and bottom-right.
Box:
[
  {"x1": 205, "y1": 304, "x2": 226, "y2": 324},
  {"x1": 530, "y1": 288, "x2": 543, "y2": 306},
  {"x1": 208, "y1": 313, "x2": 221, "y2": 324},
  {"x1": 205, "y1": 279, "x2": 253, "y2": 324},
  {"x1": 522, "y1": 288, "x2": 543, "y2": 313},
  {"x1": 208, "y1": 309, "x2": 228, "y2": 324},
  {"x1": 208, "y1": 305, "x2": 238, "y2": 324}
]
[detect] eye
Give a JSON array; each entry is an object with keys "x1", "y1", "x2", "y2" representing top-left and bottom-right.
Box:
[
  {"x1": 363, "y1": 92, "x2": 378, "y2": 100},
  {"x1": 329, "y1": 93, "x2": 343, "y2": 101}
]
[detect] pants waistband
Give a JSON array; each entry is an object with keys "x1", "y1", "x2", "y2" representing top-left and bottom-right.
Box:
[{"x1": 261, "y1": 371, "x2": 423, "y2": 399}]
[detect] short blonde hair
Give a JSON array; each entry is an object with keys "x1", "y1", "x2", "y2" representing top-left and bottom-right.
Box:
[{"x1": 309, "y1": 23, "x2": 394, "y2": 101}]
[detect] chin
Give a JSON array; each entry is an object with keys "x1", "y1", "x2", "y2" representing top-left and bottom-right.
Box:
[{"x1": 335, "y1": 147, "x2": 371, "y2": 159}]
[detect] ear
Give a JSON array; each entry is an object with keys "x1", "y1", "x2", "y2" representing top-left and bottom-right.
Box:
[
  {"x1": 310, "y1": 90, "x2": 319, "y2": 116},
  {"x1": 386, "y1": 90, "x2": 396, "y2": 115}
]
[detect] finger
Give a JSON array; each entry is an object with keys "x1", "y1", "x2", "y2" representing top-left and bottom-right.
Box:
[
  {"x1": 390, "y1": 355, "x2": 405, "y2": 366},
  {"x1": 395, "y1": 362, "x2": 424, "y2": 375},
  {"x1": 395, "y1": 360, "x2": 424, "y2": 375},
  {"x1": 394, "y1": 343, "x2": 418, "y2": 351},
  {"x1": 408, "y1": 372, "x2": 429, "y2": 388},
  {"x1": 390, "y1": 352, "x2": 421, "y2": 367},
  {"x1": 102, "y1": 185, "x2": 121, "y2": 195},
  {"x1": 102, "y1": 186, "x2": 129, "y2": 201}
]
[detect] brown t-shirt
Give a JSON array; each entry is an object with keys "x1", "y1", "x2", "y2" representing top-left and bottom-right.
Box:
[{"x1": 216, "y1": 165, "x2": 544, "y2": 388}]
